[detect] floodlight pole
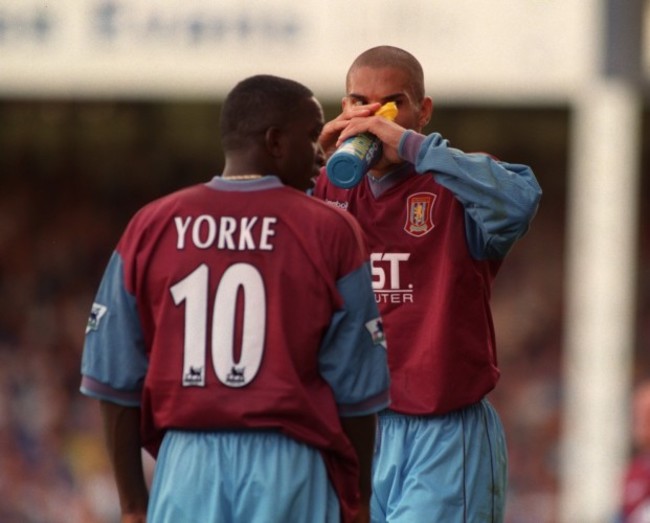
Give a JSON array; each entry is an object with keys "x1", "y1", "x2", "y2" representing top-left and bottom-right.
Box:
[{"x1": 559, "y1": 0, "x2": 644, "y2": 521}]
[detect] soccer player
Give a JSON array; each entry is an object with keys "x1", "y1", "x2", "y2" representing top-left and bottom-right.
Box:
[
  {"x1": 314, "y1": 46, "x2": 542, "y2": 522},
  {"x1": 80, "y1": 74, "x2": 390, "y2": 523}
]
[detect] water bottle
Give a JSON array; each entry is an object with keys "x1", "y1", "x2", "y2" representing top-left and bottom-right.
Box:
[{"x1": 326, "y1": 102, "x2": 398, "y2": 189}]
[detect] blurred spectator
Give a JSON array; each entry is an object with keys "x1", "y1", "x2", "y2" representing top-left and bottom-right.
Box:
[{"x1": 619, "y1": 381, "x2": 650, "y2": 523}]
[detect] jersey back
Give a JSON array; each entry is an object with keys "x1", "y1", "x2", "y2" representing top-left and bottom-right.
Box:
[{"x1": 81, "y1": 177, "x2": 390, "y2": 523}]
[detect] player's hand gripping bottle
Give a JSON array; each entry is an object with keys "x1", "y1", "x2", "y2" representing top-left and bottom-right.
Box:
[{"x1": 325, "y1": 102, "x2": 398, "y2": 189}]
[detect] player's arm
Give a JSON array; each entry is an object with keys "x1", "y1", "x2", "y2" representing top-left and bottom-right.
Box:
[
  {"x1": 399, "y1": 130, "x2": 542, "y2": 258},
  {"x1": 320, "y1": 259, "x2": 390, "y2": 522},
  {"x1": 100, "y1": 400, "x2": 149, "y2": 523},
  {"x1": 340, "y1": 414, "x2": 377, "y2": 523}
]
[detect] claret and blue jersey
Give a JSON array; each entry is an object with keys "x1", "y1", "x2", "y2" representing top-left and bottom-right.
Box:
[
  {"x1": 314, "y1": 130, "x2": 541, "y2": 416},
  {"x1": 80, "y1": 175, "x2": 390, "y2": 522}
]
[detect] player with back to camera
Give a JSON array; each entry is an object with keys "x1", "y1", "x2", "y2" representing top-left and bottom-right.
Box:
[
  {"x1": 79, "y1": 74, "x2": 390, "y2": 523},
  {"x1": 314, "y1": 46, "x2": 542, "y2": 522}
]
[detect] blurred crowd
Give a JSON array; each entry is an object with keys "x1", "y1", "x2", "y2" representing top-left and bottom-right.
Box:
[
  {"x1": 0, "y1": 102, "x2": 646, "y2": 523},
  {"x1": 0, "y1": 174, "x2": 122, "y2": 521}
]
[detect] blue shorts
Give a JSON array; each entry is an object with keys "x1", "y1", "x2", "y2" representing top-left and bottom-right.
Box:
[
  {"x1": 371, "y1": 399, "x2": 507, "y2": 523},
  {"x1": 149, "y1": 430, "x2": 341, "y2": 523}
]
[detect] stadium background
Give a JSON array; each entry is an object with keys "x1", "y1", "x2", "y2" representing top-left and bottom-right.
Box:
[{"x1": 0, "y1": 1, "x2": 648, "y2": 522}]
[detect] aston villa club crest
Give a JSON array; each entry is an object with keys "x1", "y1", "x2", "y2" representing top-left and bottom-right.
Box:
[{"x1": 404, "y1": 192, "x2": 436, "y2": 237}]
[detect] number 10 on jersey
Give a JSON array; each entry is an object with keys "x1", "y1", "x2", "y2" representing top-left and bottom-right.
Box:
[{"x1": 170, "y1": 263, "x2": 266, "y2": 389}]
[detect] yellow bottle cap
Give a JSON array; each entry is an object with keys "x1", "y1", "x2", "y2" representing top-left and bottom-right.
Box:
[{"x1": 375, "y1": 101, "x2": 398, "y2": 121}]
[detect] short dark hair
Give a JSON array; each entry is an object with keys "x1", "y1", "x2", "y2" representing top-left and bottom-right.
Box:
[
  {"x1": 220, "y1": 74, "x2": 314, "y2": 151},
  {"x1": 347, "y1": 46, "x2": 425, "y2": 102}
]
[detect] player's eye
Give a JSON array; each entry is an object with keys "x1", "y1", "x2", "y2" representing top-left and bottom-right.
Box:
[{"x1": 347, "y1": 97, "x2": 366, "y2": 106}]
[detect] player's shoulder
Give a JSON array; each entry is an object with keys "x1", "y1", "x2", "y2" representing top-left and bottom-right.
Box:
[
  {"x1": 297, "y1": 189, "x2": 361, "y2": 229},
  {"x1": 297, "y1": 193, "x2": 367, "y2": 253},
  {"x1": 120, "y1": 184, "x2": 206, "y2": 242},
  {"x1": 271, "y1": 187, "x2": 362, "y2": 243}
]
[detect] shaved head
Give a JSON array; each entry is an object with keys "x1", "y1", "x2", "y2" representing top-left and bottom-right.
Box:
[{"x1": 347, "y1": 46, "x2": 425, "y2": 102}]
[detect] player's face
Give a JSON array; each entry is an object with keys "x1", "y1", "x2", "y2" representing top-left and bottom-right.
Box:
[
  {"x1": 279, "y1": 96, "x2": 325, "y2": 191},
  {"x1": 344, "y1": 66, "x2": 431, "y2": 133}
]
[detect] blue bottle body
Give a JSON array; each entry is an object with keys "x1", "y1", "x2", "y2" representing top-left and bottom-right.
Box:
[{"x1": 325, "y1": 132, "x2": 382, "y2": 189}]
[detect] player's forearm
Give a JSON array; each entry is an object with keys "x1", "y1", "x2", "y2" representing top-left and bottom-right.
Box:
[
  {"x1": 402, "y1": 130, "x2": 541, "y2": 221},
  {"x1": 100, "y1": 400, "x2": 149, "y2": 519},
  {"x1": 340, "y1": 413, "x2": 377, "y2": 507}
]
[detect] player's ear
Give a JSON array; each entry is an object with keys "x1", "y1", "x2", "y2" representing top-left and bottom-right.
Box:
[
  {"x1": 418, "y1": 96, "x2": 433, "y2": 130},
  {"x1": 265, "y1": 126, "x2": 285, "y2": 158}
]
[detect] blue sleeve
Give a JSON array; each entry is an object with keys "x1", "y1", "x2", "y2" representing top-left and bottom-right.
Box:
[
  {"x1": 80, "y1": 251, "x2": 148, "y2": 406},
  {"x1": 399, "y1": 131, "x2": 542, "y2": 259},
  {"x1": 318, "y1": 262, "x2": 391, "y2": 417}
]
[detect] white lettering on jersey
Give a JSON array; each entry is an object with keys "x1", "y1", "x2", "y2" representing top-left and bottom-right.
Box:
[
  {"x1": 238, "y1": 217, "x2": 258, "y2": 250},
  {"x1": 259, "y1": 217, "x2": 277, "y2": 250},
  {"x1": 193, "y1": 215, "x2": 217, "y2": 248},
  {"x1": 174, "y1": 215, "x2": 277, "y2": 251},
  {"x1": 325, "y1": 199, "x2": 349, "y2": 211},
  {"x1": 370, "y1": 252, "x2": 414, "y2": 304},
  {"x1": 174, "y1": 216, "x2": 192, "y2": 249},
  {"x1": 217, "y1": 217, "x2": 237, "y2": 249}
]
